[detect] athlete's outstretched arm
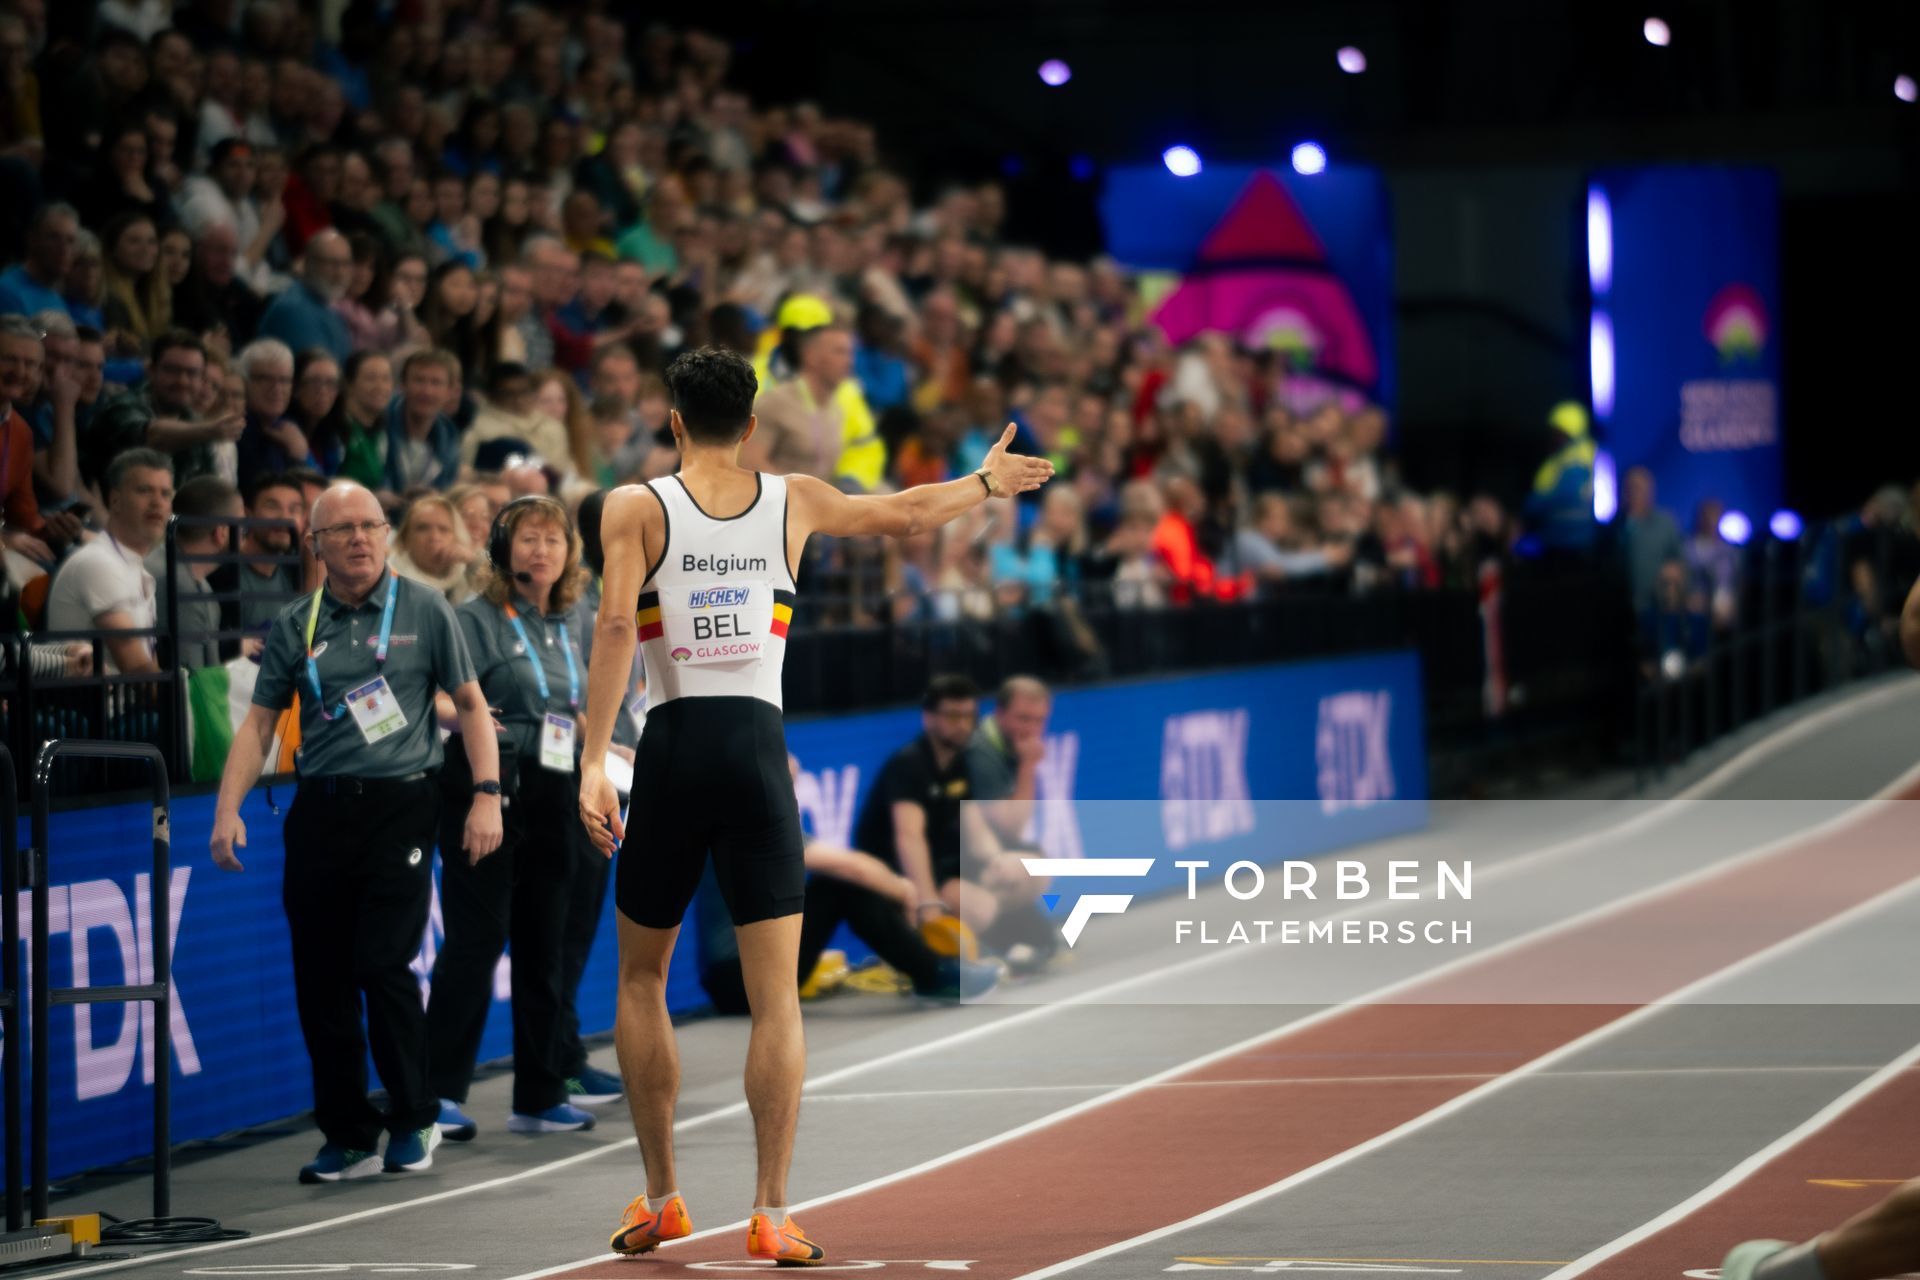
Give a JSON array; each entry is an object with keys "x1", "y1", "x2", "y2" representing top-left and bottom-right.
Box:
[
  {"x1": 1902, "y1": 572, "x2": 1920, "y2": 669},
  {"x1": 789, "y1": 423, "x2": 1053, "y2": 541},
  {"x1": 580, "y1": 485, "x2": 650, "y2": 855}
]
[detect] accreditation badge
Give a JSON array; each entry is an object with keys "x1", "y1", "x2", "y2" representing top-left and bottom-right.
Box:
[
  {"x1": 541, "y1": 713, "x2": 578, "y2": 772},
  {"x1": 345, "y1": 676, "x2": 409, "y2": 745}
]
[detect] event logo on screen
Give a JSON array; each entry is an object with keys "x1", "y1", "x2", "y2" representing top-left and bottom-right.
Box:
[
  {"x1": 1703, "y1": 283, "x2": 1769, "y2": 364},
  {"x1": 1681, "y1": 283, "x2": 1777, "y2": 454}
]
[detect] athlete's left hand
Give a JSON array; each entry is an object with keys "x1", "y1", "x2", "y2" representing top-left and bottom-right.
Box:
[
  {"x1": 982, "y1": 423, "x2": 1056, "y2": 497},
  {"x1": 580, "y1": 765, "x2": 624, "y2": 857}
]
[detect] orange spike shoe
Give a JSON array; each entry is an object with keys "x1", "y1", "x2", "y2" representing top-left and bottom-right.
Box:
[
  {"x1": 746, "y1": 1212, "x2": 826, "y2": 1267},
  {"x1": 610, "y1": 1193, "x2": 693, "y2": 1256}
]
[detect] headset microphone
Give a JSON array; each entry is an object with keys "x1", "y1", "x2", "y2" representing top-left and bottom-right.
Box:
[{"x1": 487, "y1": 496, "x2": 576, "y2": 584}]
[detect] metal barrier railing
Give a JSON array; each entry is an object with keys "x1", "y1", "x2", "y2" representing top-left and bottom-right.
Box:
[
  {"x1": 0, "y1": 742, "x2": 19, "y2": 1231},
  {"x1": 1631, "y1": 525, "x2": 1900, "y2": 784},
  {"x1": 28, "y1": 740, "x2": 172, "y2": 1224}
]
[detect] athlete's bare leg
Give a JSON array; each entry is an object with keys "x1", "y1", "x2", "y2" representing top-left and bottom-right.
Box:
[
  {"x1": 615, "y1": 911, "x2": 681, "y2": 1199},
  {"x1": 737, "y1": 913, "x2": 805, "y2": 1208}
]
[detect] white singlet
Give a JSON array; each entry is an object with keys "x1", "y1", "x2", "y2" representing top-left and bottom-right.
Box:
[{"x1": 636, "y1": 472, "x2": 796, "y2": 710}]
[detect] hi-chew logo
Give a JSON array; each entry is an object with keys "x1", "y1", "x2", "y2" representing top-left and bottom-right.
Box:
[
  {"x1": 688, "y1": 587, "x2": 753, "y2": 609},
  {"x1": 1020, "y1": 858, "x2": 1154, "y2": 946}
]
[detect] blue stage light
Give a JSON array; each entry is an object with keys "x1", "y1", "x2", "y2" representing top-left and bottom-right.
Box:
[{"x1": 1163, "y1": 146, "x2": 1202, "y2": 178}]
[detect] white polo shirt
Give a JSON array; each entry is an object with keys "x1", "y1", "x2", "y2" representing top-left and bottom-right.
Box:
[{"x1": 45, "y1": 535, "x2": 156, "y2": 673}]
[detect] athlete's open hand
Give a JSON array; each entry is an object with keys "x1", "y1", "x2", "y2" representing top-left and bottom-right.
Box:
[
  {"x1": 982, "y1": 424, "x2": 1055, "y2": 498},
  {"x1": 580, "y1": 765, "x2": 624, "y2": 857}
]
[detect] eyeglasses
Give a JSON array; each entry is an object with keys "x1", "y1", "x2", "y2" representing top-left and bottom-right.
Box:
[
  {"x1": 312, "y1": 520, "x2": 390, "y2": 542},
  {"x1": 249, "y1": 372, "x2": 294, "y2": 386}
]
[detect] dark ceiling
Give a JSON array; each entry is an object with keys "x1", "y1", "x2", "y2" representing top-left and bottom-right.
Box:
[{"x1": 655, "y1": 0, "x2": 1920, "y2": 191}]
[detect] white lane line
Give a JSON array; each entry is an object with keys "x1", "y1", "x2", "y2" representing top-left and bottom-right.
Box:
[
  {"x1": 488, "y1": 765, "x2": 1920, "y2": 1280},
  {"x1": 57, "y1": 683, "x2": 1920, "y2": 1280},
  {"x1": 800, "y1": 1065, "x2": 1901, "y2": 1102},
  {"x1": 1541, "y1": 1040, "x2": 1920, "y2": 1280},
  {"x1": 1010, "y1": 871, "x2": 1920, "y2": 1280},
  {"x1": 1667, "y1": 673, "x2": 1920, "y2": 800}
]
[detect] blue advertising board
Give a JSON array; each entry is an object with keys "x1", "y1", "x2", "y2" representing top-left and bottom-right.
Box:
[
  {"x1": 1591, "y1": 166, "x2": 1782, "y2": 526},
  {"x1": 4, "y1": 650, "x2": 1424, "y2": 1182}
]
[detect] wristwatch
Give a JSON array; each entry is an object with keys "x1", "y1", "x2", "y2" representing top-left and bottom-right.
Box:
[
  {"x1": 975, "y1": 468, "x2": 999, "y2": 497},
  {"x1": 472, "y1": 780, "x2": 503, "y2": 797}
]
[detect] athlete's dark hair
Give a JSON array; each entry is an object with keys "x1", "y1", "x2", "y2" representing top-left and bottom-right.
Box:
[
  {"x1": 576, "y1": 488, "x2": 607, "y2": 576},
  {"x1": 664, "y1": 346, "x2": 758, "y2": 445},
  {"x1": 923, "y1": 673, "x2": 980, "y2": 710}
]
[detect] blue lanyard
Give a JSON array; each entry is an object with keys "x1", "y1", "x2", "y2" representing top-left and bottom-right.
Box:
[
  {"x1": 305, "y1": 570, "x2": 398, "y2": 720},
  {"x1": 504, "y1": 603, "x2": 579, "y2": 711}
]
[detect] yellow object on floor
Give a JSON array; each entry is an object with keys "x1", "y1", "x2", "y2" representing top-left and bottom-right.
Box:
[
  {"x1": 38, "y1": 1215, "x2": 101, "y2": 1246},
  {"x1": 799, "y1": 949, "x2": 850, "y2": 1000},
  {"x1": 919, "y1": 915, "x2": 980, "y2": 961},
  {"x1": 843, "y1": 960, "x2": 913, "y2": 995}
]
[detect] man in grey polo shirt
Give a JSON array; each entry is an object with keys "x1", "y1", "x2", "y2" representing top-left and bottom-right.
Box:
[{"x1": 210, "y1": 482, "x2": 503, "y2": 1185}]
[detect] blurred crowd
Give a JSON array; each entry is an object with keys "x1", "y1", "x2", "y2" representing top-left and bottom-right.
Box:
[
  {"x1": 0, "y1": 0, "x2": 1543, "y2": 685},
  {"x1": 4, "y1": 0, "x2": 1904, "y2": 712}
]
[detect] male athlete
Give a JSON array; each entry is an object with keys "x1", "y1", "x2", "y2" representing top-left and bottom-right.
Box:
[{"x1": 579, "y1": 346, "x2": 1052, "y2": 1264}]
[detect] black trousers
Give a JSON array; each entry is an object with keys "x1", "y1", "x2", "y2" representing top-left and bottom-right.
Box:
[
  {"x1": 427, "y1": 750, "x2": 580, "y2": 1114},
  {"x1": 556, "y1": 836, "x2": 612, "y2": 1078},
  {"x1": 703, "y1": 873, "x2": 947, "y2": 1015},
  {"x1": 283, "y1": 775, "x2": 440, "y2": 1151}
]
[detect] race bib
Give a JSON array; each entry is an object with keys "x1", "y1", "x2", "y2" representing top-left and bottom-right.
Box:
[
  {"x1": 658, "y1": 580, "x2": 774, "y2": 667},
  {"x1": 345, "y1": 675, "x2": 408, "y2": 745},
  {"x1": 541, "y1": 713, "x2": 577, "y2": 772}
]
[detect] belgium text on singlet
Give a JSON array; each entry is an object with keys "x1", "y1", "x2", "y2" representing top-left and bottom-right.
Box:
[{"x1": 636, "y1": 473, "x2": 797, "y2": 710}]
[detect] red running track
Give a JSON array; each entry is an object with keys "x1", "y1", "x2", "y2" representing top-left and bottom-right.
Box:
[
  {"x1": 1561, "y1": 1065, "x2": 1920, "y2": 1279},
  {"x1": 556, "y1": 799, "x2": 1916, "y2": 1280}
]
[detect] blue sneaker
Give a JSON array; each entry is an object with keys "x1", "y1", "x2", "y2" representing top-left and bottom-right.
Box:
[
  {"x1": 298, "y1": 1142, "x2": 381, "y2": 1184},
  {"x1": 507, "y1": 1102, "x2": 596, "y2": 1133},
  {"x1": 914, "y1": 957, "x2": 1003, "y2": 1003},
  {"x1": 566, "y1": 1065, "x2": 624, "y2": 1106},
  {"x1": 437, "y1": 1099, "x2": 478, "y2": 1141},
  {"x1": 383, "y1": 1124, "x2": 443, "y2": 1172}
]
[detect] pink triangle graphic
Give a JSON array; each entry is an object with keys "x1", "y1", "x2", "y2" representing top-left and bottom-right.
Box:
[{"x1": 1196, "y1": 171, "x2": 1328, "y2": 264}]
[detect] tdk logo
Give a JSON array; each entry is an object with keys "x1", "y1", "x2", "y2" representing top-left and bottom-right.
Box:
[
  {"x1": 1316, "y1": 690, "x2": 1395, "y2": 814},
  {"x1": 794, "y1": 763, "x2": 862, "y2": 848},
  {"x1": 10, "y1": 870, "x2": 201, "y2": 1100},
  {"x1": 1160, "y1": 709, "x2": 1255, "y2": 852},
  {"x1": 687, "y1": 587, "x2": 752, "y2": 609}
]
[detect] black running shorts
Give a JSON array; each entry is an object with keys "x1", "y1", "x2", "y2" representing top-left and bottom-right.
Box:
[{"x1": 616, "y1": 696, "x2": 807, "y2": 929}]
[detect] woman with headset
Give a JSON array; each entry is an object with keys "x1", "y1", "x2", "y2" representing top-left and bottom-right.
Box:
[{"x1": 426, "y1": 495, "x2": 600, "y2": 1139}]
